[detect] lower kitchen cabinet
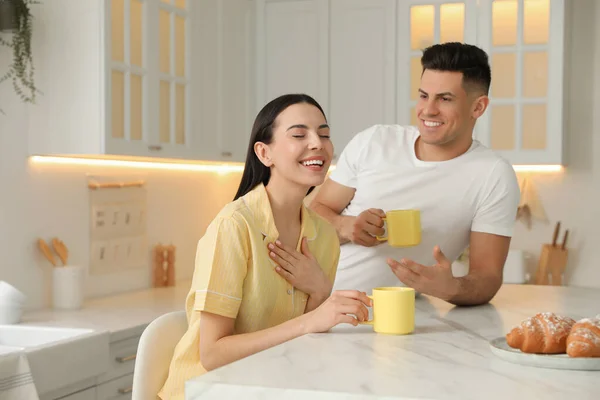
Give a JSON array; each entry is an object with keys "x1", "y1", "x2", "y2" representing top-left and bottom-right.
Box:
[
  {"x1": 97, "y1": 374, "x2": 134, "y2": 400},
  {"x1": 60, "y1": 387, "x2": 97, "y2": 400}
]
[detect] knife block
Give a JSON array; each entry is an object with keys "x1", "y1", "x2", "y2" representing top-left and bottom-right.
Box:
[
  {"x1": 534, "y1": 244, "x2": 568, "y2": 286},
  {"x1": 152, "y1": 244, "x2": 176, "y2": 287}
]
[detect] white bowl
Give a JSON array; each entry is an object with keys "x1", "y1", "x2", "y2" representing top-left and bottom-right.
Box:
[{"x1": 0, "y1": 302, "x2": 24, "y2": 324}]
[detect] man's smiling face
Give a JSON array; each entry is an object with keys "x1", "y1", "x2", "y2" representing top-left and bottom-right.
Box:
[{"x1": 416, "y1": 69, "x2": 482, "y2": 147}]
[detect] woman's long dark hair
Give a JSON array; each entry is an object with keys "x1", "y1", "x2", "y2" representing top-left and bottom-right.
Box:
[{"x1": 233, "y1": 94, "x2": 327, "y2": 201}]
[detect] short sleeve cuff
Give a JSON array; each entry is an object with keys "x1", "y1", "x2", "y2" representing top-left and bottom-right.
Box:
[
  {"x1": 194, "y1": 289, "x2": 241, "y2": 318},
  {"x1": 328, "y1": 169, "x2": 357, "y2": 188},
  {"x1": 471, "y1": 223, "x2": 514, "y2": 238}
]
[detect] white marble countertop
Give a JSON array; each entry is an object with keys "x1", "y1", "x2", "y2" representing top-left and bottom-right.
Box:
[
  {"x1": 21, "y1": 281, "x2": 189, "y2": 341},
  {"x1": 186, "y1": 284, "x2": 600, "y2": 400}
]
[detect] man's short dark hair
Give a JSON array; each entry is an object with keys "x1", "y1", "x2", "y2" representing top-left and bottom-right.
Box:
[{"x1": 421, "y1": 42, "x2": 491, "y2": 95}]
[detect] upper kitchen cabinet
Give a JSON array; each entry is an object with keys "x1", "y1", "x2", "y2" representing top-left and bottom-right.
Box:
[
  {"x1": 259, "y1": 0, "x2": 566, "y2": 165},
  {"x1": 28, "y1": 0, "x2": 200, "y2": 160},
  {"x1": 28, "y1": 0, "x2": 257, "y2": 162},
  {"x1": 211, "y1": 0, "x2": 256, "y2": 163},
  {"x1": 477, "y1": 0, "x2": 565, "y2": 165},
  {"x1": 329, "y1": 0, "x2": 397, "y2": 158},
  {"x1": 255, "y1": 0, "x2": 329, "y2": 113},
  {"x1": 396, "y1": 0, "x2": 478, "y2": 126}
]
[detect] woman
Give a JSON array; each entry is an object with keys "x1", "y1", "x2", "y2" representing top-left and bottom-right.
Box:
[{"x1": 159, "y1": 94, "x2": 371, "y2": 399}]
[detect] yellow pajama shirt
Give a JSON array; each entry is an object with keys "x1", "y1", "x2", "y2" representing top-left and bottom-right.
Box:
[{"x1": 158, "y1": 183, "x2": 340, "y2": 399}]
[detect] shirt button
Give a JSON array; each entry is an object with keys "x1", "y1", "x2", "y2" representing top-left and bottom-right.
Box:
[{"x1": 287, "y1": 289, "x2": 292, "y2": 295}]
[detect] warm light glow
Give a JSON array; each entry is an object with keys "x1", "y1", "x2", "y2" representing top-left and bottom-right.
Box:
[
  {"x1": 29, "y1": 156, "x2": 245, "y2": 173},
  {"x1": 29, "y1": 156, "x2": 562, "y2": 174},
  {"x1": 512, "y1": 165, "x2": 563, "y2": 172}
]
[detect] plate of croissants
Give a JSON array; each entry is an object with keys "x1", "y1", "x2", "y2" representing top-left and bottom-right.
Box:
[{"x1": 489, "y1": 312, "x2": 600, "y2": 370}]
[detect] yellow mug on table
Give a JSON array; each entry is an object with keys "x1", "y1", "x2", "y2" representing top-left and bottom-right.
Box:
[
  {"x1": 359, "y1": 287, "x2": 415, "y2": 335},
  {"x1": 376, "y1": 209, "x2": 421, "y2": 247}
]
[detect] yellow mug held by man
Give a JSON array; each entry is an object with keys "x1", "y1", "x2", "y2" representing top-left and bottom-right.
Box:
[
  {"x1": 360, "y1": 287, "x2": 415, "y2": 335},
  {"x1": 376, "y1": 210, "x2": 421, "y2": 247}
]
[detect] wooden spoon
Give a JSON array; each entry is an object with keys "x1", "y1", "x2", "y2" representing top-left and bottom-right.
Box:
[
  {"x1": 52, "y1": 238, "x2": 69, "y2": 266},
  {"x1": 38, "y1": 238, "x2": 57, "y2": 267}
]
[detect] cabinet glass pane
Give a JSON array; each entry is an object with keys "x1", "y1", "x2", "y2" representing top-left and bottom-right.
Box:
[
  {"x1": 410, "y1": 6, "x2": 434, "y2": 50},
  {"x1": 492, "y1": 0, "x2": 517, "y2": 46},
  {"x1": 175, "y1": 0, "x2": 185, "y2": 9},
  {"x1": 491, "y1": 53, "x2": 516, "y2": 98},
  {"x1": 523, "y1": 52, "x2": 547, "y2": 98},
  {"x1": 111, "y1": 0, "x2": 124, "y2": 62},
  {"x1": 130, "y1": 0, "x2": 143, "y2": 67},
  {"x1": 490, "y1": 105, "x2": 515, "y2": 150},
  {"x1": 440, "y1": 3, "x2": 464, "y2": 44},
  {"x1": 130, "y1": 74, "x2": 143, "y2": 141},
  {"x1": 175, "y1": 84, "x2": 185, "y2": 144},
  {"x1": 175, "y1": 16, "x2": 185, "y2": 77},
  {"x1": 410, "y1": 107, "x2": 418, "y2": 127},
  {"x1": 410, "y1": 57, "x2": 422, "y2": 101},
  {"x1": 111, "y1": 70, "x2": 125, "y2": 139},
  {"x1": 522, "y1": 104, "x2": 546, "y2": 149},
  {"x1": 159, "y1": 10, "x2": 171, "y2": 74},
  {"x1": 524, "y1": 0, "x2": 549, "y2": 44},
  {"x1": 160, "y1": 81, "x2": 171, "y2": 143}
]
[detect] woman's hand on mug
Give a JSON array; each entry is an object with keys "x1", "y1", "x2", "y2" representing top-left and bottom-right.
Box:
[
  {"x1": 303, "y1": 290, "x2": 372, "y2": 333},
  {"x1": 339, "y1": 208, "x2": 386, "y2": 247},
  {"x1": 268, "y1": 237, "x2": 332, "y2": 300}
]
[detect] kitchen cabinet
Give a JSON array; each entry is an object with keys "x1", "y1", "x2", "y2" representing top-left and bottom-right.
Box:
[
  {"x1": 476, "y1": 0, "x2": 565, "y2": 164},
  {"x1": 28, "y1": 0, "x2": 197, "y2": 160},
  {"x1": 329, "y1": 0, "x2": 396, "y2": 159},
  {"x1": 258, "y1": 0, "x2": 566, "y2": 165},
  {"x1": 27, "y1": 0, "x2": 255, "y2": 163},
  {"x1": 60, "y1": 387, "x2": 97, "y2": 400}
]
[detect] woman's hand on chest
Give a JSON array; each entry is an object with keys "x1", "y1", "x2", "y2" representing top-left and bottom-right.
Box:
[{"x1": 267, "y1": 237, "x2": 332, "y2": 300}]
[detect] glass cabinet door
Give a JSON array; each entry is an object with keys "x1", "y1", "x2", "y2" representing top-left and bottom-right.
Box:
[
  {"x1": 108, "y1": 0, "x2": 147, "y2": 148},
  {"x1": 397, "y1": 0, "x2": 479, "y2": 126},
  {"x1": 477, "y1": 0, "x2": 565, "y2": 164}
]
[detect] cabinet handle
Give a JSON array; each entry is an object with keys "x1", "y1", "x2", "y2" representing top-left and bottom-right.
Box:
[
  {"x1": 148, "y1": 145, "x2": 163, "y2": 151},
  {"x1": 118, "y1": 387, "x2": 133, "y2": 394},
  {"x1": 116, "y1": 354, "x2": 137, "y2": 363},
  {"x1": 221, "y1": 151, "x2": 233, "y2": 157}
]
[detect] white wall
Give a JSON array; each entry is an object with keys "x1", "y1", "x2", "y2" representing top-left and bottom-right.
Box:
[{"x1": 0, "y1": 53, "x2": 242, "y2": 308}]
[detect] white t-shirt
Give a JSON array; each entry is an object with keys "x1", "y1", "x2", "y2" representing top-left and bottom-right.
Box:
[{"x1": 329, "y1": 125, "x2": 520, "y2": 293}]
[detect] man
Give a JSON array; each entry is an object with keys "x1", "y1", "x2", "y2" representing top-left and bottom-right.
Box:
[{"x1": 310, "y1": 42, "x2": 520, "y2": 306}]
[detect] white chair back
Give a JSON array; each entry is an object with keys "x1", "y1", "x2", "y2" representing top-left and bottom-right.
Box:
[{"x1": 132, "y1": 310, "x2": 187, "y2": 400}]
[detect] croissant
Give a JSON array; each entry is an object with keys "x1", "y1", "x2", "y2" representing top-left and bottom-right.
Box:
[
  {"x1": 566, "y1": 317, "x2": 600, "y2": 358},
  {"x1": 506, "y1": 312, "x2": 575, "y2": 354}
]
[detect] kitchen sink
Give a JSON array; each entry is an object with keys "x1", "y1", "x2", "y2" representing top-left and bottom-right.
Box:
[
  {"x1": 0, "y1": 325, "x2": 110, "y2": 396},
  {"x1": 0, "y1": 325, "x2": 93, "y2": 348}
]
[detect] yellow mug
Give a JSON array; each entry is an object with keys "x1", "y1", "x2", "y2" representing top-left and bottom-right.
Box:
[
  {"x1": 376, "y1": 209, "x2": 421, "y2": 247},
  {"x1": 359, "y1": 287, "x2": 415, "y2": 335}
]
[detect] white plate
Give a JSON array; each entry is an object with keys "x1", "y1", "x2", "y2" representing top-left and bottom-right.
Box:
[{"x1": 489, "y1": 337, "x2": 600, "y2": 371}]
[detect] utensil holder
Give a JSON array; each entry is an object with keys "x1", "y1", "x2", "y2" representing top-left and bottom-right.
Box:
[
  {"x1": 53, "y1": 265, "x2": 85, "y2": 309},
  {"x1": 535, "y1": 244, "x2": 568, "y2": 286}
]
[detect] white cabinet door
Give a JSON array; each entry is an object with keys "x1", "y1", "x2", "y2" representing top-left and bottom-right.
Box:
[
  {"x1": 217, "y1": 0, "x2": 256, "y2": 162},
  {"x1": 396, "y1": 0, "x2": 478, "y2": 126},
  {"x1": 477, "y1": 0, "x2": 565, "y2": 165},
  {"x1": 256, "y1": 0, "x2": 329, "y2": 112},
  {"x1": 329, "y1": 0, "x2": 396, "y2": 159},
  {"x1": 61, "y1": 387, "x2": 97, "y2": 400}
]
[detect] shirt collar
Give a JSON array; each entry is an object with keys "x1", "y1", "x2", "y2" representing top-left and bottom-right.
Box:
[{"x1": 242, "y1": 183, "x2": 317, "y2": 249}]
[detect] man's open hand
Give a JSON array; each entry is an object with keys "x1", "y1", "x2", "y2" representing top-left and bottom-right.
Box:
[{"x1": 387, "y1": 245, "x2": 460, "y2": 302}]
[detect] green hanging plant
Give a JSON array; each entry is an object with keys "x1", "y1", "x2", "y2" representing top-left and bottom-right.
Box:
[{"x1": 0, "y1": 0, "x2": 40, "y2": 114}]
